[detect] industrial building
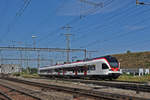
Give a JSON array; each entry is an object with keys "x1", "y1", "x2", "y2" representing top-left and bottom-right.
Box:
[
  {"x1": 122, "y1": 68, "x2": 150, "y2": 76},
  {"x1": 0, "y1": 64, "x2": 22, "y2": 74}
]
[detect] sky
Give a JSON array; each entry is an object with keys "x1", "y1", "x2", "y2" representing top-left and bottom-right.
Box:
[{"x1": 0, "y1": 0, "x2": 150, "y2": 59}]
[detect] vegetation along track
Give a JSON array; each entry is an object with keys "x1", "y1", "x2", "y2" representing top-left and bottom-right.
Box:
[
  {"x1": 0, "y1": 82, "x2": 41, "y2": 100},
  {"x1": 35, "y1": 77, "x2": 148, "y2": 84},
  {"x1": 1, "y1": 77, "x2": 150, "y2": 100}
]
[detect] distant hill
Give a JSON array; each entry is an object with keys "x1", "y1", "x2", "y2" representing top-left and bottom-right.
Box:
[{"x1": 112, "y1": 51, "x2": 150, "y2": 68}]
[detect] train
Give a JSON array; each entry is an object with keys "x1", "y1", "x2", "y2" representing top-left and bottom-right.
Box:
[{"x1": 38, "y1": 55, "x2": 122, "y2": 80}]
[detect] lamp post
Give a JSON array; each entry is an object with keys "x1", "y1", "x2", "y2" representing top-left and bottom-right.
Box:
[
  {"x1": 32, "y1": 35, "x2": 37, "y2": 48},
  {"x1": 136, "y1": 0, "x2": 150, "y2": 5}
]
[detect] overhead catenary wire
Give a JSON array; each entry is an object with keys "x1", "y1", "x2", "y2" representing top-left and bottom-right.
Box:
[
  {"x1": 44, "y1": 0, "x2": 115, "y2": 47},
  {"x1": 81, "y1": 18, "x2": 150, "y2": 49},
  {"x1": 37, "y1": 0, "x2": 149, "y2": 56},
  {"x1": 77, "y1": 5, "x2": 150, "y2": 48},
  {"x1": 0, "y1": 0, "x2": 8, "y2": 27},
  {"x1": 71, "y1": 1, "x2": 137, "y2": 40},
  {"x1": 98, "y1": 38, "x2": 150, "y2": 56},
  {"x1": 16, "y1": 0, "x2": 31, "y2": 17},
  {"x1": 36, "y1": 0, "x2": 115, "y2": 46},
  {"x1": 0, "y1": 0, "x2": 32, "y2": 42},
  {"x1": 29, "y1": 0, "x2": 67, "y2": 39},
  {"x1": 72, "y1": 0, "x2": 116, "y2": 33},
  {"x1": 70, "y1": 7, "x2": 135, "y2": 47},
  {"x1": 36, "y1": 16, "x2": 82, "y2": 45},
  {"x1": 71, "y1": 1, "x2": 134, "y2": 44},
  {"x1": 1, "y1": 0, "x2": 150, "y2": 58},
  {"x1": 89, "y1": 18, "x2": 150, "y2": 54}
]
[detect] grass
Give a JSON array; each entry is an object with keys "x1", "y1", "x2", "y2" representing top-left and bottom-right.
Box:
[
  {"x1": 113, "y1": 51, "x2": 150, "y2": 68},
  {"x1": 117, "y1": 74, "x2": 150, "y2": 82},
  {"x1": 13, "y1": 72, "x2": 40, "y2": 78},
  {"x1": 21, "y1": 73, "x2": 40, "y2": 78},
  {"x1": 13, "y1": 72, "x2": 150, "y2": 82}
]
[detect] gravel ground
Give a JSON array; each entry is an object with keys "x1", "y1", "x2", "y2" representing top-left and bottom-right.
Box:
[
  {"x1": 0, "y1": 79, "x2": 97, "y2": 100},
  {"x1": 147, "y1": 82, "x2": 150, "y2": 85},
  {"x1": 16, "y1": 77, "x2": 150, "y2": 99},
  {"x1": 0, "y1": 84, "x2": 37, "y2": 100}
]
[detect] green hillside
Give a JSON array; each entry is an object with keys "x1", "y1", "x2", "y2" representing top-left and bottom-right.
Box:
[{"x1": 113, "y1": 51, "x2": 150, "y2": 68}]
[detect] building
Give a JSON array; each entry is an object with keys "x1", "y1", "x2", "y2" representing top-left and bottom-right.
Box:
[
  {"x1": 0, "y1": 64, "x2": 22, "y2": 74},
  {"x1": 122, "y1": 68, "x2": 150, "y2": 76}
]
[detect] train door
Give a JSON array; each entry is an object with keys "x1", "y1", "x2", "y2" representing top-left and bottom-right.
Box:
[
  {"x1": 74, "y1": 67, "x2": 77, "y2": 76},
  {"x1": 84, "y1": 65, "x2": 88, "y2": 76},
  {"x1": 95, "y1": 62, "x2": 102, "y2": 75},
  {"x1": 101, "y1": 63, "x2": 109, "y2": 75}
]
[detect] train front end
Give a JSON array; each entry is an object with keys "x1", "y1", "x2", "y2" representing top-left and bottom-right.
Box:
[{"x1": 105, "y1": 56, "x2": 122, "y2": 79}]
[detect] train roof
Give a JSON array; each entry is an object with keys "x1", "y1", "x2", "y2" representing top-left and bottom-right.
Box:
[{"x1": 39, "y1": 55, "x2": 116, "y2": 69}]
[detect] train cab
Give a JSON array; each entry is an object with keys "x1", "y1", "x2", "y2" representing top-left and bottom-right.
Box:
[{"x1": 104, "y1": 56, "x2": 121, "y2": 79}]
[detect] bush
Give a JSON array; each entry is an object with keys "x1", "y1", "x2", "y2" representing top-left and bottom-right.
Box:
[
  {"x1": 117, "y1": 74, "x2": 150, "y2": 82},
  {"x1": 13, "y1": 73, "x2": 20, "y2": 76}
]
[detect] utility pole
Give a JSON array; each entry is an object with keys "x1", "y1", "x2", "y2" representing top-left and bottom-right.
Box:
[
  {"x1": 50, "y1": 59, "x2": 53, "y2": 65},
  {"x1": 64, "y1": 33, "x2": 72, "y2": 63},
  {"x1": 62, "y1": 25, "x2": 72, "y2": 63},
  {"x1": 84, "y1": 49, "x2": 87, "y2": 59},
  {"x1": 37, "y1": 51, "x2": 40, "y2": 68},
  {"x1": 20, "y1": 50, "x2": 23, "y2": 67},
  {"x1": 87, "y1": 51, "x2": 98, "y2": 59},
  {"x1": 0, "y1": 50, "x2": 3, "y2": 65},
  {"x1": 84, "y1": 49, "x2": 98, "y2": 59},
  {"x1": 88, "y1": 52, "x2": 92, "y2": 58}
]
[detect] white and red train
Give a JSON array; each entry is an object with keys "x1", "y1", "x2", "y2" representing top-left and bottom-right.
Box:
[{"x1": 38, "y1": 56, "x2": 122, "y2": 79}]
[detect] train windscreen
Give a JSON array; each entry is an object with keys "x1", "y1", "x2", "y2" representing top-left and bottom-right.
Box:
[{"x1": 105, "y1": 56, "x2": 119, "y2": 68}]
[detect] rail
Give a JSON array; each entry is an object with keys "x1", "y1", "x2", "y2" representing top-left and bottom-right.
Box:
[
  {"x1": 2, "y1": 77, "x2": 149, "y2": 100},
  {"x1": 0, "y1": 90, "x2": 12, "y2": 100},
  {"x1": 55, "y1": 79, "x2": 150, "y2": 93},
  {"x1": 0, "y1": 83, "x2": 41, "y2": 100}
]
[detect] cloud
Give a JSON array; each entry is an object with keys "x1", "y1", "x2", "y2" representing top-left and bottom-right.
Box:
[{"x1": 125, "y1": 25, "x2": 146, "y2": 31}]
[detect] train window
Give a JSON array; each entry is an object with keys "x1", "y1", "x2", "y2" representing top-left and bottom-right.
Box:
[
  {"x1": 81, "y1": 69, "x2": 84, "y2": 73},
  {"x1": 78, "y1": 69, "x2": 80, "y2": 73},
  {"x1": 40, "y1": 70, "x2": 47, "y2": 73},
  {"x1": 64, "y1": 67, "x2": 74, "y2": 72},
  {"x1": 88, "y1": 65, "x2": 95, "y2": 71},
  {"x1": 55, "y1": 69, "x2": 62, "y2": 73},
  {"x1": 55, "y1": 69, "x2": 58, "y2": 72},
  {"x1": 79, "y1": 69, "x2": 83, "y2": 73},
  {"x1": 48, "y1": 70, "x2": 52, "y2": 73},
  {"x1": 102, "y1": 63, "x2": 109, "y2": 69},
  {"x1": 77, "y1": 66, "x2": 84, "y2": 73}
]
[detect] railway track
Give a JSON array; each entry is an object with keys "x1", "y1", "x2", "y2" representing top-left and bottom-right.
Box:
[
  {"x1": 32, "y1": 77, "x2": 150, "y2": 93},
  {"x1": 113, "y1": 80, "x2": 147, "y2": 84},
  {"x1": 54, "y1": 78, "x2": 150, "y2": 93},
  {"x1": 0, "y1": 82, "x2": 41, "y2": 100},
  {"x1": 2, "y1": 77, "x2": 150, "y2": 100},
  {"x1": 0, "y1": 90, "x2": 12, "y2": 100},
  {"x1": 30, "y1": 76, "x2": 148, "y2": 85}
]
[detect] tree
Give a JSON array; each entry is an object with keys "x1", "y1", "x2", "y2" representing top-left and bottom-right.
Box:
[{"x1": 127, "y1": 50, "x2": 131, "y2": 54}]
